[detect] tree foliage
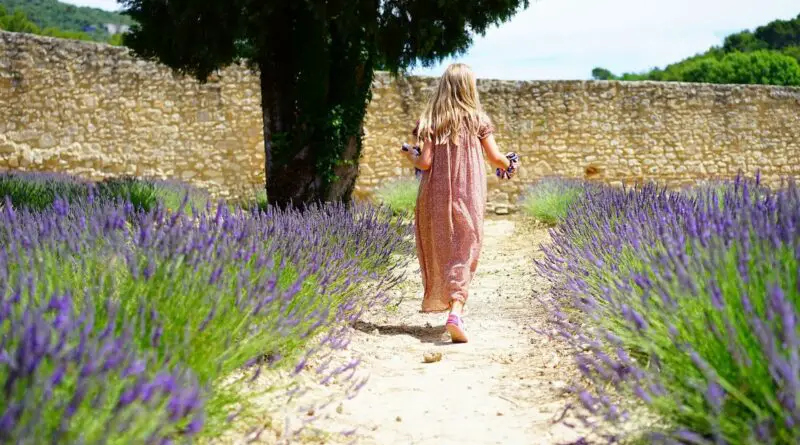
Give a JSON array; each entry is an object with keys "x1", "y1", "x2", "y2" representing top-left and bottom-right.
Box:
[
  {"x1": 0, "y1": 0, "x2": 131, "y2": 42},
  {"x1": 591, "y1": 67, "x2": 615, "y2": 80},
  {"x1": 673, "y1": 51, "x2": 800, "y2": 85},
  {"x1": 592, "y1": 13, "x2": 800, "y2": 86},
  {"x1": 0, "y1": 2, "x2": 126, "y2": 44},
  {"x1": 121, "y1": 0, "x2": 529, "y2": 205},
  {"x1": 0, "y1": 7, "x2": 39, "y2": 34},
  {"x1": 724, "y1": 13, "x2": 800, "y2": 53}
]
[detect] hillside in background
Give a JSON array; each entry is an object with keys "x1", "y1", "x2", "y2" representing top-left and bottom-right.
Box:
[
  {"x1": 592, "y1": 13, "x2": 800, "y2": 86},
  {"x1": 0, "y1": 0, "x2": 132, "y2": 42}
]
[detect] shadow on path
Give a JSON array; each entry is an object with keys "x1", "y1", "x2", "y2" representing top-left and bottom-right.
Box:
[{"x1": 353, "y1": 320, "x2": 447, "y2": 344}]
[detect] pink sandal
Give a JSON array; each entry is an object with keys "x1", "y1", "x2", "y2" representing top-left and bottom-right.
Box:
[{"x1": 446, "y1": 314, "x2": 469, "y2": 343}]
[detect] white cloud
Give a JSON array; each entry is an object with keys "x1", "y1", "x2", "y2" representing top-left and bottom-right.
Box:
[{"x1": 61, "y1": 0, "x2": 799, "y2": 80}]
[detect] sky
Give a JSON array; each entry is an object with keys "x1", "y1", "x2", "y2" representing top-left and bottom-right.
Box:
[{"x1": 63, "y1": 0, "x2": 799, "y2": 80}]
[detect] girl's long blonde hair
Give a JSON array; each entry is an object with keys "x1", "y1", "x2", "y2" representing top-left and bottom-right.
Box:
[{"x1": 416, "y1": 63, "x2": 483, "y2": 145}]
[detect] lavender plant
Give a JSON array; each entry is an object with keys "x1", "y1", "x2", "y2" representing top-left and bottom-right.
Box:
[
  {"x1": 0, "y1": 290, "x2": 203, "y2": 444},
  {"x1": 538, "y1": 176, "x2": 800, "y2": 444},
  {"x1": 0, "y1": 180, "x2": 412, "y2": 442},
  {"x1": 681, "y1": 179, "x2": 772, "y2": 210},
  {"x1": 96, "y1": 177, "x2": 209, "y2": 214},
  {"x1": 0, "y1": 172, "x2": 208, "y2": 215},
  {"x1": 0, "y1": 171, "x2": 92, "y2": 211}
]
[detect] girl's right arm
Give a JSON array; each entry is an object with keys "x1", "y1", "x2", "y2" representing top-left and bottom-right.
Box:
[{"x1": 480, "y1": 134, "x2": 511, "y2": 170}]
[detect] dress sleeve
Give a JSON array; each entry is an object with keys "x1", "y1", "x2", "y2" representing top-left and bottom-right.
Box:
[{"x1": 478, "y1": 114, "x2": 494, "y2": 140}]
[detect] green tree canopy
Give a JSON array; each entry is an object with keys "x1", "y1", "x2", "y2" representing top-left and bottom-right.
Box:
[
  {"x1": 723, "y1": 31, "x2": 768, "y2": 53},
  {"x1": 121, "y1": 0, "x2": 529, "y2": 206},
  {"x1": 0, "y1": 0, "x2": 132, "y2": 42},
  {"x1": 676, "y1": 51, "x2": 800, "y2": 85},
  {"x1": 0, "y1": 4, "x2": 123, "y2": 44},
  {"x1": 593, "y1": 13, "x2": 800, "y2": 86},
  {"x1": 591, "y1": 67, "x2": 615, "y2": 80},
  {"x1": 750, "y1": 13, "x2": 800, "y2": 50},
  {"x1": 0, "y1": 8, "x2": 39, "y2": 33}
]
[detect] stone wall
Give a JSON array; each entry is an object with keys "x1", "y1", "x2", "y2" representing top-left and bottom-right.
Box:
[
  {"x1": 2, "y1": 31, "x2": 800, "y2": 208},
  {"x1": 357, "y1": 73, "x2": 800, "y2": 212},
  {"x1": 0, "y1": 31, "x2": 265, "y2": 199}
]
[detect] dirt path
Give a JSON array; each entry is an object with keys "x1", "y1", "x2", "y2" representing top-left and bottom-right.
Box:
[
  {"x1": 213, "y1": 217, "x2": 590, "y2": 444},
  {"x1": 272, "y1": 217, "x2": 586, "y2": 445}
]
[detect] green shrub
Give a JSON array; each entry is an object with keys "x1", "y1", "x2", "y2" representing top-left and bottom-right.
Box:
[
  {"x1": 229, "y1": 187, "x2": 269, "y2": 214},
  {"x1": 520, "y1": 177, "x2": 587, "y2": 225},
  {"x1": 373, "y1": 178, "x2": 419, "y2": 216}
]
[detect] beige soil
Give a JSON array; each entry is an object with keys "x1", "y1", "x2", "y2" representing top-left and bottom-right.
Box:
[{"x1": 214, "y1": 217, "x2": 596, "y2": 445}]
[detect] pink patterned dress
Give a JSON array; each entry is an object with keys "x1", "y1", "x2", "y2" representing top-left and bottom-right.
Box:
[{"x1": 414, "y1": 114, "x2": 494, "y2": 312}]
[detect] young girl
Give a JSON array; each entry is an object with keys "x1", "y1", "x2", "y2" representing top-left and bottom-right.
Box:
[{"x1": 402, "y1": 63, "x2": 519, "y2": 343}]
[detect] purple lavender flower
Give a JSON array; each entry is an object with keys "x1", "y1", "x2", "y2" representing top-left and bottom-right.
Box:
[
  {"x1": 0, "y1": 172, "x2": 413, "y2": 442},
  {"x1": 537, "y1": 175, "x2": 800, "y2": 444}
]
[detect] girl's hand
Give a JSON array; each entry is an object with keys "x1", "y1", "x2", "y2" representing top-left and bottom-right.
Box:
[
  {"x1": 496, "y1": 152, "x2": 520, "y2": 180},
  {"x1": 401, "y1": 143, "x2": 421, "y2": 157},
  {"x1": 401, "y1": 143, "x2": 424, "y2": 176}
]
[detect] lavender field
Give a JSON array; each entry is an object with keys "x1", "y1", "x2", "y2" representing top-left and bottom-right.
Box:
[
  {"x1": 532, "y1": 175, "x2": 800, "y2": 444},
  {"x1": 2, "y1": 170, "x2": 799, "y2": 445},
  {"x1": 0, "y1": 172, "x2": 413, "y2": 443}
]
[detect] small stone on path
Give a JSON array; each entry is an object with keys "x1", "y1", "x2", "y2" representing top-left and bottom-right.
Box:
[
  {"x1": 423, "y1": 351, "x2": 442, "y2": 363},
  {"x1": 550, "y1": 380, "x2": 568, "y2": 394}
]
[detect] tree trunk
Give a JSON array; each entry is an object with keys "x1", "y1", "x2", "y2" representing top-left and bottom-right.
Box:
[
  {"x1": 326, "y1": 134, "x2": 362, "y2": 202},
  {"x1": 258, "y1": 65, "x2": 372, "y2": 208},
  {"x1": 257, "y1": 2, "x2": 375, "y2": 208},
  {"x1": 259, "y1": 60, "x2": 321, "y2": 208},
  {"x1": 322, "y1": 59, "x2": 374, "y2": 203}
]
